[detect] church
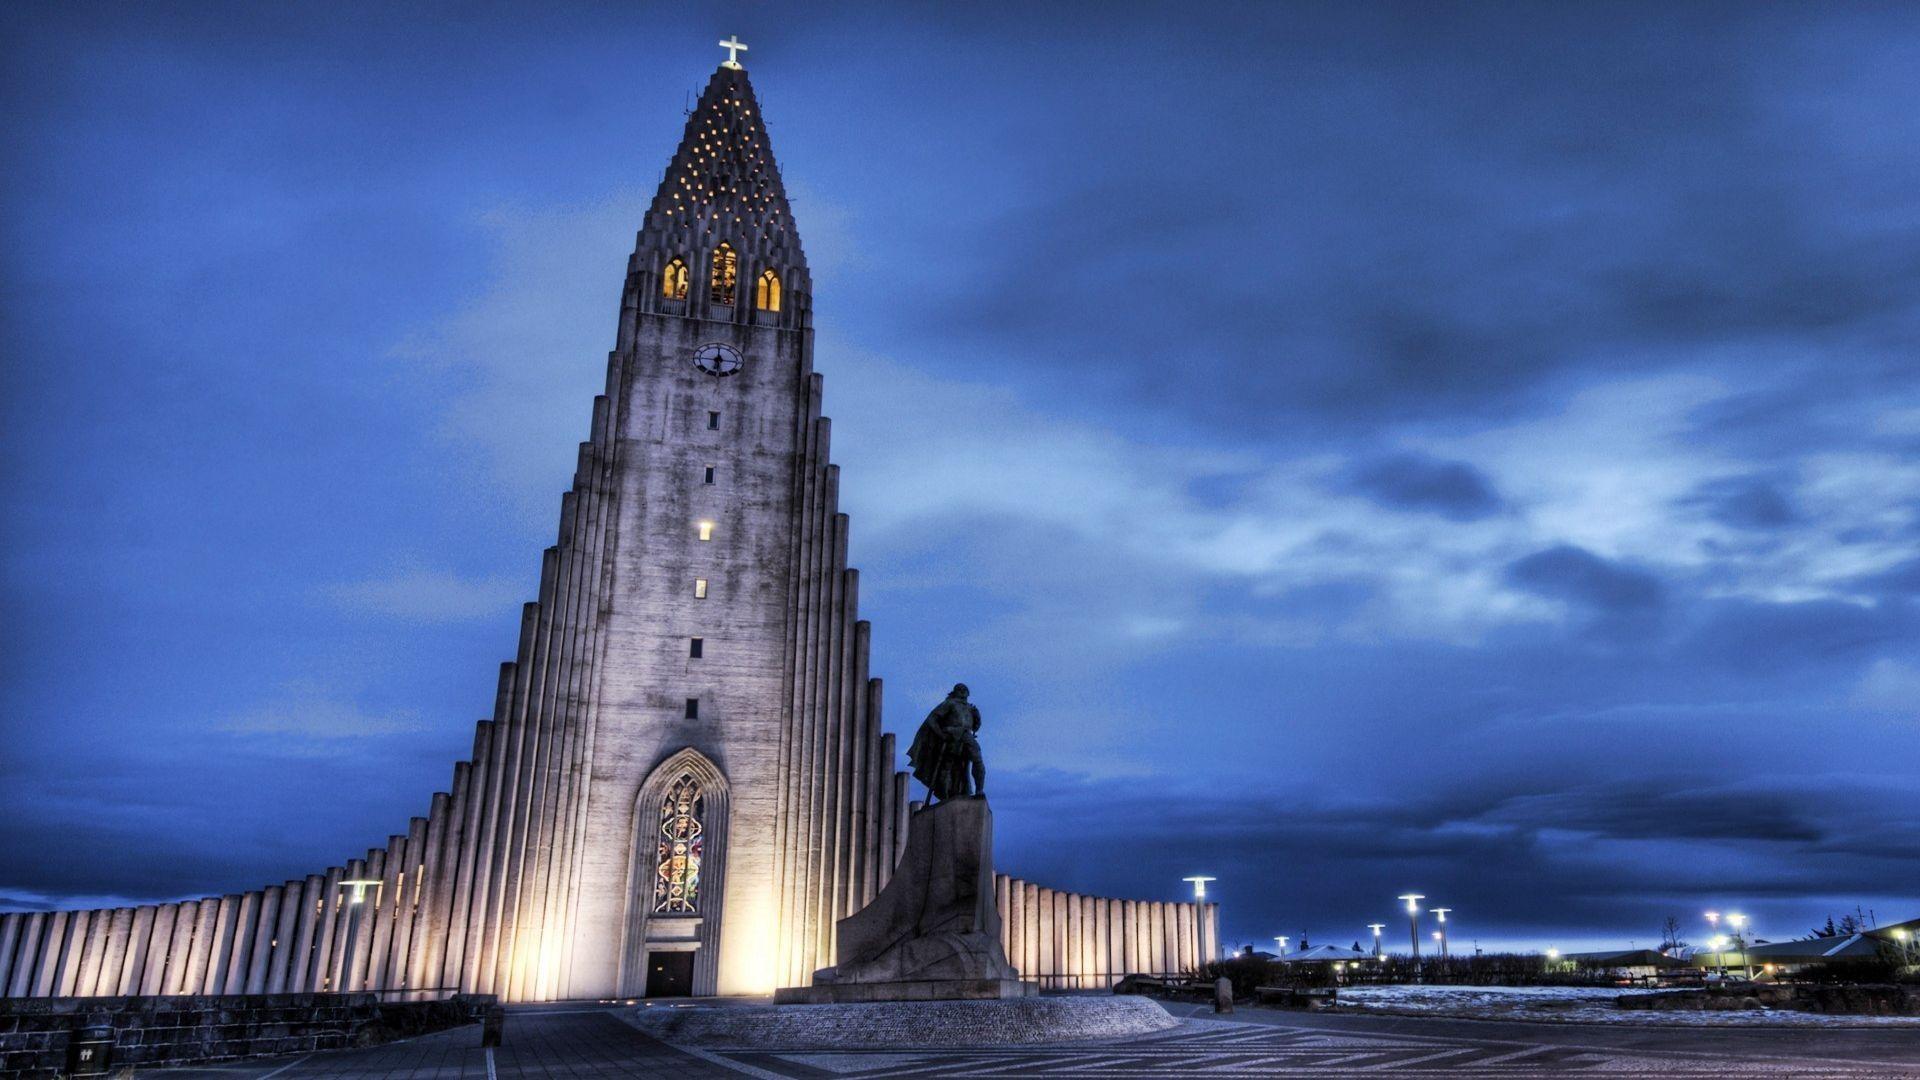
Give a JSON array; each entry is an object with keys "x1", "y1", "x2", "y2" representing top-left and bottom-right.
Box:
[{"x1": 0, "y1": 47, "x2": 1216, "y2": 1003}]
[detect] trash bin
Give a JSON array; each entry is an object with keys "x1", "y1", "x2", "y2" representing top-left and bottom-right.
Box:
[
  {"x1": 67, "y1": 1025, "x2": 114, "y2": 1077},
  {"x1": 480, "y1": 1004, "x2": 506, "y2": 1047}
]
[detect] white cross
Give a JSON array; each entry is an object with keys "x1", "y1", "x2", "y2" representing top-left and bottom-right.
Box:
[{"x1": 718, "y1": 35, "x2": 748, "y2": 69}]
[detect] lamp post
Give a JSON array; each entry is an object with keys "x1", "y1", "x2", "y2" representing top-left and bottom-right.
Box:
[
  {"x1": 1728, "y1": 913, "x2": 1751, "y2": 979},
  {"x1": 1544, "y1": 948, "x2": 1559, "y2": 973},
  {"x1": 337, "y1": 879, "x2": 382, "y2": 992},
  {"x1": 1707, "y1": 934, "x2": 1728, "y2": 976},
  {"x1": 1274, "y1": 936, "x2": 1288, "y2": 956},
  {"x1": 1397, "y1": 894, "x2": 1425, "y2": 976},
  {"x1": 1431, "y1": 908, "x2": 1451, "y2": 960},
  {"x1": 1368, "y1": 923, "x2": 1386, "y2": 960},
  {"x1": 1182, "y1": 876, "x2": 1216, "y2": 973}
]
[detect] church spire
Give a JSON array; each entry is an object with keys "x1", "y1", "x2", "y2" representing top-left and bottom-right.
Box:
[{"x1": 632, "y1": 59, "x2": 809, "y2": 321}]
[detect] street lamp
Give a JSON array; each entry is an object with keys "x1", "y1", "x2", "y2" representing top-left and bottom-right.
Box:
[
  {"x1": 1544, "y1": 947, "x2": 1559, "y2": 973},
  {"x1": 1397, "y1": 894, "x2": 1425, "y2": 972},
  {"x1": 1432, "y1": 908, "x2": 1452, "y2": 959},
  {"x1": 1368, "y1": 923, "x2": 1386, "y2": 960},
  {"x1": 1704, "y1": 910, "x2": 1721, "y2": 932},
  {"x1": 1728, "y1": 914, "x2": 1751, "y2": 978},
  {"x1": 1274, "y1": 936, "x2": 1289, "y2": 958},
  {"x1": 1182, "y1": 876, "x2": 1216, "y2": 973}
]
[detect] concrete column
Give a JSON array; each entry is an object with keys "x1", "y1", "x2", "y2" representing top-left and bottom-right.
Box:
[
  {"x1": 1148, "y1": 902, "x2": 1166, "y2": 976},
  {"x1": 139, "y1": 905, "x2": 176, "y2": 995},
  {"x1": 409, "y1": 790, "x2": 455, "y2": 992},
  {"x1": 267, "y1": 879, "x2": 305, "y2": 993},
  {"x1": 474, "y1": 607, "x2": 537, "y2": 991},
  {"x1": 310, "y1": 867, "x2": 344, "y2": 992},
  {"x1": 874, "y1": 733, "x2": 897, "y2": 891},
  {"x1": 1092, "y1": 897, "x2": 1109, "y2": 987},
  {"x1": 445, "y1": 722, "x2": 494, "y2": 991},
  {"x1": 243, "y1": 888, "x2": 280, "y2": 994},
  {"x1": 182, "y1": 900, "x2": 219, "y2": 995},
  {"x1": 56, "y1": 910, "x2": 92, "y2": 997},
  {"x1": 365, "y1": 841, "x2": 405, "y2": 991},
  {"x1": 388, "y1": 818, "x2": 429, "y2": 990},
  {"x1": 860, "y1": 677, "x2": 884, "y2": 905},
  {"x1": 335, "y1": 857, "x2": 372, "y2": 992},
  {"x1": 1, "y1": 907, "x2": 35, "y2": 991},
  {"x1": 327, "y1": 862, "x2": 364, "y2": 991},
  {"x1": 91, "y1": 908, "x2": 129, "y2": 996},
  {"x1": 1063, "y1": 891, "x2": 1080, "y2": 986},
  {"x1": 158, "y1": 902, "x2": 194, "y2": 995},
  {"x1": 842, "y1": 613, "x2": 870, "y2": 919},
  {"x1": 0, "y1": 914, "x2": 20, "y2": 996},
  {"x1": 494, "y1": 555, "x2": 559, "y2": 999},
  {"x1": 222, "y1": 893, "x2": 259, "y2": 996},
  {"x1": 287, "y1": 876, "x2": 324, "y2": 992},
  {"x1": 359, "y1": 845, "x2": 399, "y2": 991},
  {"x1": 34, "y1": 911, "x2": 70, "y2": 997}
]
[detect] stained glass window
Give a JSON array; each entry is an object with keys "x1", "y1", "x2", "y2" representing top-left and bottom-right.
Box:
[
  {"x1": 662, "y1": 258, "x2": 689, "y2": 300},
  {"x1": 755, "y1": 269, "x2": 781, "y2": 312},
  {"x1": 710, "y1": 244, "x2": 737, "y2": 306},
  {"x1": 653, "y1": 774, "x2": 703, "y2": 913}
]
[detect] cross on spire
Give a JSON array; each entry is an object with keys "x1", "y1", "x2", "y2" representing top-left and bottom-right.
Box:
[{"x1": 718, "y1": 35, "x2": 749, "y2": 69}]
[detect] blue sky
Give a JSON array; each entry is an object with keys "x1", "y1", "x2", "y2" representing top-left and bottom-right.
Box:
[{"x1": 3, "y1": 1, "x2": 1917, "y2": 955}]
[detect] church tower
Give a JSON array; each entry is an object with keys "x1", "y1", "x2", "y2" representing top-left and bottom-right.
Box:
[
  {"x1": 549, "y1": 54, "x2": 906, "y2": 998},
  {"x1": 0, "y1": 47, "x2": 1219, "y2": 1009}
]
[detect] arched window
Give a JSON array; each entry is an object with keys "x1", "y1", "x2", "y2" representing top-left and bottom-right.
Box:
[
  {"x1": 710, "y1": 244, "x2": 737, "y2": 306},
  {"x1": 755, "y1": 269, "x2": 781, "y2": 312},
  {"x1": 662, "y1": 258, "x2": 689, "y2": 301},
  {"x1": 653, "y1": 774, "x2": 704, "y2": 913}
]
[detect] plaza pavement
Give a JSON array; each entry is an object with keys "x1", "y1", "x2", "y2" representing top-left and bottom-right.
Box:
[{"x1": 141, "y1": 998, "x2": 1920, "y2": 1078}]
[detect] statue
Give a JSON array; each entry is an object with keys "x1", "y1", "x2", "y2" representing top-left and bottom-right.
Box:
[{"x1": 907, "y1": 683, "x2": 985, "y2": 802}]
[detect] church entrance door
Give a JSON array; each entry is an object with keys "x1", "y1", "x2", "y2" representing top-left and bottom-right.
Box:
[{"x1": 644, "y1": 951, "x2": 694, "y2": 997}]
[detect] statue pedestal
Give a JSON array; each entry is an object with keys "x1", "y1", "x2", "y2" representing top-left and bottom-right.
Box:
[{"x1": 775, "y1": 796, "x2": 1037, "y2": 1004}]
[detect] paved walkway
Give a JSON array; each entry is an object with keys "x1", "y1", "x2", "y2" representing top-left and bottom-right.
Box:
[{"x1": 142, "y1": 1000, "x2": 1920, "y2": 1078}]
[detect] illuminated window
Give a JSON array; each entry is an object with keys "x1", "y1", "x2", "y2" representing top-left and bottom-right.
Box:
[
  {"x1": 755, "y1": 269, "x2": 781, "y2": 312},
  {"x1": 662, "y1": 258, "x2": 689, "y2": 300},
  {"x1": 710, "y1": 244, "x2": 737, "y2": 305},
  {"x1": 684, "y1": 697, "x2": 699, "y2": 719},
  {"x1": 652, "y1": 773, "x2": 703, "y2": 914},
  {"x1": 694, "y1": 578, "x2": 708, "y2": 598},
  {"x1": 707, "y1": 411, "x2": 720, "y2": 430},
  {"x1": 697, "y1": 520, "x2": 714, "y2": 541},
  {"x1": 703, "y1": 466, "x2": 715, "y2": 484},
  {"x1": 689, "y1": 637, "x2": 703, "y2": 658}
]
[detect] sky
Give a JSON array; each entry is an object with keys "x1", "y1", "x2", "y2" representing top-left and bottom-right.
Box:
[{"x1": 3, "y1": 1, "x2": 1917, "y2": 957}]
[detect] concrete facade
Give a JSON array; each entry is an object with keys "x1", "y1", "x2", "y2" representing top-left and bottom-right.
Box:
[{"x1": 0, "y1": 59, "x2": 1218, "y2": 1005}]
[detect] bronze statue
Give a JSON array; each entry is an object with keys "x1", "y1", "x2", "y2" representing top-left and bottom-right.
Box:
[{"x1": 908, "y1": 683, "x2": 986, "y2": 802}]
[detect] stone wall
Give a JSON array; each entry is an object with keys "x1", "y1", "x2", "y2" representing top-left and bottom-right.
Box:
[
  {"x1": 995, "y1": 875, "x2": 1219, "y2": 990},
  {"x1": 0, "y1": 993, "x2": 490, "y2": 1078}
]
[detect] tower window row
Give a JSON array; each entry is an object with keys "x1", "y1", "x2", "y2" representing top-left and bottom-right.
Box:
[{"x1": 661, "y1": 247, "x2": 781, "y2": 312}]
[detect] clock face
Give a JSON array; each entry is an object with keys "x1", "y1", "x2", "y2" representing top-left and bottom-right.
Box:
[{"x1": 692, "y1": 343, "x2": 744, "y2": 378}]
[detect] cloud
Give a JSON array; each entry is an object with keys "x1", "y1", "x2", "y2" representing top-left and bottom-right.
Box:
[
  {"x1": 1344, "y1": 452, "x2": 1504, "y2": 520},
  {"x1": 217, "y1": 687, "x2": 427, "y2": 747},
  {"x1": 323, "y1": 566, "x2": 523, "y2": 622},
  {"x1": 1680, "y1": 473, "x2": 1801, "y2": 530},
  {"x1": 1505, "y1": 544, "x2": 1665, "y2": 613}
]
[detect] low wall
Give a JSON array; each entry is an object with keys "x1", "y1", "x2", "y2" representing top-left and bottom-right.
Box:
[
  {"x1": 0, "y1": 992, "x2": 491, "y2": 1078},
  {"x1": 993, "y1": 875, "x2": 1219, "y2": 991}
]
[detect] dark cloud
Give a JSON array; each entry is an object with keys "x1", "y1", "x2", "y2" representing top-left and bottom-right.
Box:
[
  {"x1": 1680, "y1": 474, "x2": 1801, "y2": 530},
  {"x1": 1344, "y1": 452, "x2": 1504, "y2": 520},
  {"x1": 1506, "y1": 545, "x2": 1666, "y2": 613},
  {"x1": 993, "y1": 769, "x2": 1920, "y2": 948}
]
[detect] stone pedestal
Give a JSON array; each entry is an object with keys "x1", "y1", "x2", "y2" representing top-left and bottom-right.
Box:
[{"x1": 775, "y1": 796, "x2": 1036, "y2": 1004}]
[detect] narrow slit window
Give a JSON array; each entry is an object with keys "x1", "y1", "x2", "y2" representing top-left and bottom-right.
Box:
[
  {"x1": 689, "y1": 637, "x2": 703, "y2": 658},
  {"x1": 710, "y1": 244, "x2": 737, "y2": 306},
  {"x1": 755, "y1": 269, "x2": 781, "y2": 312},
  {"x1": 707, "y1": 411, "x2": 720, "y2": 430},
  {"x1": 694, "y1": 578, "x2": 708, "y2": 598},
  {"x1": 703, "y1": 466, "x2": 715, "y2": 484},
  {"x1": 662, "y1": 258, "x2": 689, "y2": 300},
  {"x1": 684, "y1": 697, "x2": 700, "y2": 720},
  {"x1": 697, "y1": 520, "x2": 715, "y2": 541}
]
